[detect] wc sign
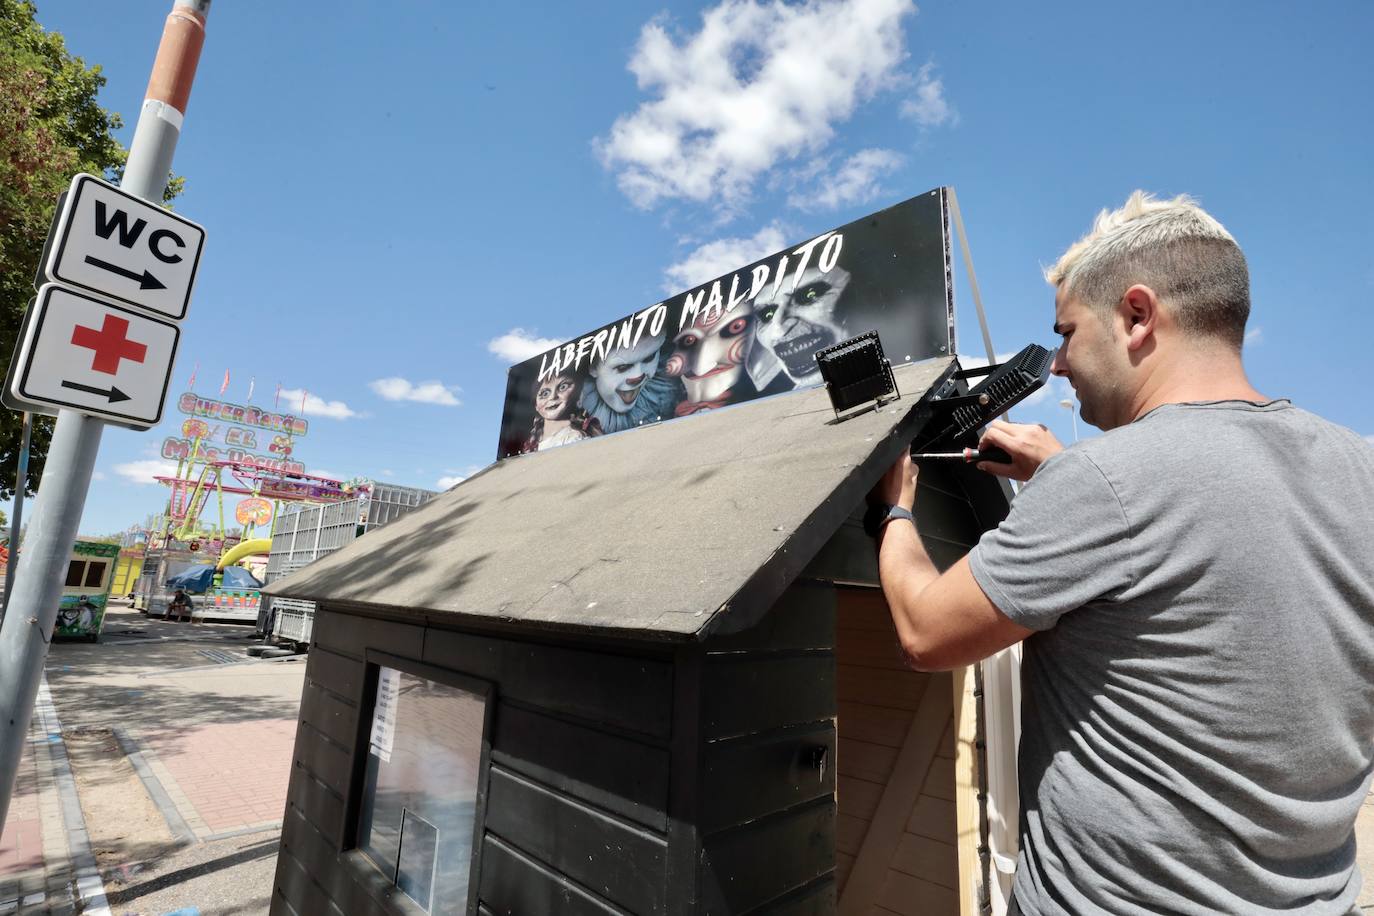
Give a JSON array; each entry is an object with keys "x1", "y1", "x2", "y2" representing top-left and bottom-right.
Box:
[{"x1": 43, "y1": 173, "x2": 205, "y2": 320}]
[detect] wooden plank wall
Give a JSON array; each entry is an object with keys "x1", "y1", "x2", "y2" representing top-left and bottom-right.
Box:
[
  {"x1": 827, "y1": 459, "x2": 999, "y2": 916},
  {"x1": 834, "y1": 590, "x2": 961, "y2": 916},
  {"x1": 695, "y1": 582, "x2": 839, "y2": 914},
  {"x1": 272, "y1": 606, "x2": 677, "y2": 916}
]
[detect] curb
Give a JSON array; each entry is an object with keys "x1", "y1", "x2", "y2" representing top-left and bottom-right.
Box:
[{"x1": 110, "y1": 729, "x2": 196, "y2": 846}]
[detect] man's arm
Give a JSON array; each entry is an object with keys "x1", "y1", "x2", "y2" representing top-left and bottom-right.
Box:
[{"x1": 872, "y1": 452, "x2": 1034, "y2": 671}]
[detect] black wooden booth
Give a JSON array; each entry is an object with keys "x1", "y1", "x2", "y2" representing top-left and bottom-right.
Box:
[{"x1": 266, "y1": 356, "x2": 1012, "y2": 916}]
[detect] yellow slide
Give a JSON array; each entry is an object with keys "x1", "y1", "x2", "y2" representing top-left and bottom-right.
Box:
[{"x1": 216, "y1": 538, "x2": 272, "y2": 570}]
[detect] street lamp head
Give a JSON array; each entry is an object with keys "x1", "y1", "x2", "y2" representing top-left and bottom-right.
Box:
[{"x1": 1059, "y1": 399, "x2": 1074, "y2": 409}]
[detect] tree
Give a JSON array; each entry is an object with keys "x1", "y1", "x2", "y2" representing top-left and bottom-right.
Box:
[{"x1": 0, "y1": 0, "x2": 181, "y2": 500}]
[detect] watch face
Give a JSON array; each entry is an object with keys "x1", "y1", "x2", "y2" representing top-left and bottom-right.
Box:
[{"x1": 863, "y1": 502, "x2": 893, "y2": 538}]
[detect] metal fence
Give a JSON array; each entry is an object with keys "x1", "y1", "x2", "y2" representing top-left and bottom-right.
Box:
[{"x1": 265, "y1": 481, "x2": 438, "y2": 643}]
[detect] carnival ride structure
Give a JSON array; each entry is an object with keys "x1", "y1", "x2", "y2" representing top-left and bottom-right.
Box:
[
  {"x1": 155, "y1": 458, "x2": 358, "y2": 543},
  {"x1": 217, "y1": 537, "x2": 271, "y2": 570}
]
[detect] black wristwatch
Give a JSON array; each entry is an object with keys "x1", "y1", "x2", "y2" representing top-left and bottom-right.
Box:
[{"x1": 863, "y1": 503, "x2": 915, "y2": 538}]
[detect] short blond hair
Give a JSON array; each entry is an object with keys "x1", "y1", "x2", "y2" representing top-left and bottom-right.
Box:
[{"x1": 1047, "y1": 191, "x2": 1250, "y2": 348}]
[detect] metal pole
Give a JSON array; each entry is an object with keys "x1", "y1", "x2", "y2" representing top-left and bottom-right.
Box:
[
  {"x1": 0, "y1": 0, "x2": 209, "y2": 834},
  {"x1": 1, "y1": 412, "x2": 33, "y2": 621}
]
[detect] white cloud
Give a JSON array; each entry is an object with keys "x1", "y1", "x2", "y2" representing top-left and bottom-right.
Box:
[
  {"x1": 309, "y1": 468, "x2": 344, "y2": 481},
  {"x1": 596, "y1": 0, "x2": 917, "y2": 212},
  {"x1": 1244, "y1": 326, "x2": 1263, "y2": 346},
  {"x1": 112, "y1": 459, "x2": 179, "y2": 485},
  {"x1": 900, "y1": 61, "x2": 957, "y2": 128},
  {"x1": 1020, "y1": 374, "x2": 1073, "y2": 410},
  {"x1": 369, "y1": 377, "x2": 461, "y2": 407},
  {"x1": 278, "y1": 388, "x2": 358, "y2": 420},
  {"x1": 381, "y1": 469, "x2": 395, "y2": 477},
  {"x1": 488, "y1": 329, "x2": 564, "y2": 363},
  {"x1": 437, "y1": 465, "x2": 484, "y2": 490},
  {"x1": 790, "y1": 148, "x2": 903, "y2": 211},
  {"x1": 663, "y1": 221, "x2": 792, "y2": 292},
  {"x1": 91, "y1": 471, "x2": 107, "y2": 482},
  {"x1": 1364, "y1": 434, "x2": 1374, "y2": 446},
  {"x1": 956, "y1": 350, "x2": 1016, "y2": 371}
]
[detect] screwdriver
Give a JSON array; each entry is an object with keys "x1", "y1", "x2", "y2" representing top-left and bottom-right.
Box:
[{"x1": 911, "y1": 445, "x2": 1012, "y2": 464}]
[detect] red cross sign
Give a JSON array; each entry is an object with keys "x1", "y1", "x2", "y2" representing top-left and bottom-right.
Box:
[
  {"x1": 71, "y1": 314, "x2": 148, "y2": 375},
  {"x1": 10, "y1": 284, "x2": 180, "y2": 428}
]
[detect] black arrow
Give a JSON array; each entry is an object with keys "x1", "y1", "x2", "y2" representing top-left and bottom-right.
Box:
[
  {"x1": 61, "y1": 380, "x2": 130, "y2": 403},
  {"x1": 83, "y1": 255, "x2": 165, "y2": 291}
]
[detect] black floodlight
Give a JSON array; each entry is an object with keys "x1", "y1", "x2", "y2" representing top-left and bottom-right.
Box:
[
  {"x1": 815, "y1": 330, "x2": 900, "y2": 421},
  {"x1": 921, "y1": 343, "x2": 1056, "y2": 446}
]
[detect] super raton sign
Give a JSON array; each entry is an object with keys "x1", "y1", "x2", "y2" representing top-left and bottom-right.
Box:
[
  {"x1": 496, "y1": 189, "x2": 953, "y2": 458},
  {"x1": 161, "y1": 392, "x2": 308, "y2": 475}
]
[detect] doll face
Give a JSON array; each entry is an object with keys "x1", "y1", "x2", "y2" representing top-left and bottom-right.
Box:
[
  {"x1": 590, "y1": 334, "x2": 663, "y2": 414},
  {"x1": 666, "y1": 299, "x2": 755, "y2": 404},
  {"x1": 535, "y1": 373, "x2": 578, "y2": 421},
  {"x1": 753, "y1": 263, "x2": 851, "y2": 384}
]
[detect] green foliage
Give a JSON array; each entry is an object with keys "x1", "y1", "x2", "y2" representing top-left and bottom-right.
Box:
[{"x1": 0, "y1": 0, "x2": 181, "y2": 500}]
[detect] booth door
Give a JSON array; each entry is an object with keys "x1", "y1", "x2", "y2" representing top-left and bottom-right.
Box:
[{"x1": 835, "y1": 587, "x2": 960, "y2": 916}]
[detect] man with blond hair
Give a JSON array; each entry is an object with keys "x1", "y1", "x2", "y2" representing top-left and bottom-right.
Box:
[{"x1": 870, "y1": 192, "x2": 1374, "y2": 914}]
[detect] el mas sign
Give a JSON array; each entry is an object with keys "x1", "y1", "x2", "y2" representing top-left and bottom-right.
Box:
[{"x1": 44, "y1": 174, "x2": 205, "y2": 320}]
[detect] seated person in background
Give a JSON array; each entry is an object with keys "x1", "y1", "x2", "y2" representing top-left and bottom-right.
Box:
[{"x1": 167, "y1": 588, "x2": 193, "y2": 622}]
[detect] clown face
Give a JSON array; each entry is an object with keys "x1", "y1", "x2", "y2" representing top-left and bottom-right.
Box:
[
  {"x1": 753, "y1": 263, "x2": 851, "y2": 385},
  {"x1": 666, "y1": 300, "x2": 755, "y2": 405},
  {"x1": 534, "y1": 373, "x2": 578, "y2": 422},
  {"x1": 590, "y1": 335, "x2": 663, "y2": 415}
]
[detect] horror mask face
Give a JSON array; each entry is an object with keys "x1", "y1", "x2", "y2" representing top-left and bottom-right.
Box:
[
  {"x1": 534, "y1": 372, "x2": 579, "y2": 422},
  {"x1": 753, "y1": 263, "x2": 851, "y2": 385},
  {"x1": 665, "y1": 299, "x2": 755, "y2": 406},
  {"x1": 589, "y1": 334, "x2": 663, "y2": 415}
]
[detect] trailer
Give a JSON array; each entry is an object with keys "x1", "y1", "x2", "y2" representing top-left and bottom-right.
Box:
[
  {"x1": 263, "y1": 482, "x2": 437, "y2": 646},
  {"x1": 132, "y1": 546, "x2": 200, "y2": 617}
]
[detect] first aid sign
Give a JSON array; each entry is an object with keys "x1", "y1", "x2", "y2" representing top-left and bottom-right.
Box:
[
  {"x1": 12, "y1": 284, "x2": 180, "y2": 428},
  {"x1": 44, "y1": 173, "x2": 205, "y2": 320}
]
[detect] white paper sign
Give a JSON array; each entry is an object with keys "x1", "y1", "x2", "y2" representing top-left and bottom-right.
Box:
[{"x1": 369, "y1": 667, "x2": 401, "y2": 762}]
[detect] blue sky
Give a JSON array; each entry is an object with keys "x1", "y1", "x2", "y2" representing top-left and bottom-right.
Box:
[{"x1": 19, "y1": 0, "x2": 1374, "y2": 536}]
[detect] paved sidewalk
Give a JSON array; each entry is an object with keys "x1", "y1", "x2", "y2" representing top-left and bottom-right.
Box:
[
  {"x1": 2, "y1": 601, "x2": 306, "y2": 914},
  {"x1": 0, "y1": 709, "x2": 74, "y2": 915}
]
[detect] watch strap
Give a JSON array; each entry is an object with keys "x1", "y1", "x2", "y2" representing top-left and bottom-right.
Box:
[{"x1": 864, "y1": 503, "x2": 915, "y2": 538}]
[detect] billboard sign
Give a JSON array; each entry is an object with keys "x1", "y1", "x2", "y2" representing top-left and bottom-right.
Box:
[{"x1": 496, "y1": 188, "x2": 952, "y2": 458}]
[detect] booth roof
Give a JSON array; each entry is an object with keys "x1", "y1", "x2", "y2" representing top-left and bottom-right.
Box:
[{"x1": 266, "y1": 357, "x2": 957, "y2": 640}]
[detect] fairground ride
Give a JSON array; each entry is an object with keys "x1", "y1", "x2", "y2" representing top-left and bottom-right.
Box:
[{"x1": 155, "y1": 458, "x2": 357, "y2": 544}]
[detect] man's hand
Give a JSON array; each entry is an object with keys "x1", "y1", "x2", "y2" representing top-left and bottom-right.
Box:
[
  {"x1": 871, "y1": 450, "x2": 918, "y2": 510},
  {"x1": 976, "y1": 420, "x2": 1065, "y2": 481}
]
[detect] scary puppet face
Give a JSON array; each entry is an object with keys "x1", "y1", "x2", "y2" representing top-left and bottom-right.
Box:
[
  {"x1": 665, "y1": 299, "x2": 755, "y2": 405},
  {"x1": 753, "y1": 263, "x2": 851, "y2": 385},
  {"x1": 534, "y1": 373, "x2": 578, "y2": 422},
  {"x1": 590, "y1": 334, "x2": 663, "y2": 415}
]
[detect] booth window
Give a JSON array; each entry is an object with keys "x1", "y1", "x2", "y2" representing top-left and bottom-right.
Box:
[
  {"x1": 357, "y1": 665, "x2": 489, "y2": 914},
  {"x1": 83, "y1": 561, "x2": 107, "y2": 588},
  {"x1": 65, "y1": 561, "x2": 86, "y2": 587}
]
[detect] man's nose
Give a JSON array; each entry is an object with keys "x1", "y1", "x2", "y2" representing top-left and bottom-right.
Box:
[
  {"x1": 1050, "y1": 347, "x2": 1069, "y2": 377},
  {"x1": 626, "y1": 374, "x2": 645, "y2": 386}
]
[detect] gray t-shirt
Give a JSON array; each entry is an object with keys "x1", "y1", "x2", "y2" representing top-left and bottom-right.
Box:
[{"x1": 968, "y1": 400, "x2": 1374, "y2": 915}]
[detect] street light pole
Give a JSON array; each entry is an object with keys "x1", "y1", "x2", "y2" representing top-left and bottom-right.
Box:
[
  {"x1": 1, "y1": 411, "x2": 33, "y2": 622},
  {"x1": 1059, "y1": 398, "x2": 1079, "y2": 442},
  {"x1": 0, "y1": 0, "x2": 210, "y2": 836}
]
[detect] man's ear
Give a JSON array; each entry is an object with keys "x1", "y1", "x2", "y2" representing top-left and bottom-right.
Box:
[{"x1": 1119, "y1": 284, "x2": 1159, "y2": 352}]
